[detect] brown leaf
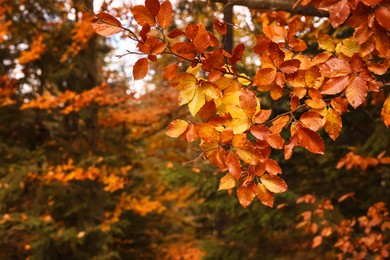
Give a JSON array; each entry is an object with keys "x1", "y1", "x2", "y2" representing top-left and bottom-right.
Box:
[
  {"x1": 228, "y1": 44, "x2": 245, "y2": 64},
  {"x1": 166, "y1": 119, "x2": 188, "y2": 137},
  {"x1": 156, "y1": 0, "x2": 173, "y2": 29},
  {"x1": 131, "y1": 5, "x2": 156, "y2": 27},
  {"x1": 133, "y1": 58, "x2": 149, "y2": 80},
  {"x1": 321, "y1": 76, "x2": 349, "y2": 95},
  {"x1": 214, "y1": 19, "x2": 227, "y2": 35},
  {"x1": 256, "y1": 183, "x2": 274, "y2": 207},
  {"x1": 324, "y1": 108, "x2": 342, "y2": 141},
  {"x1": 237, "y1": 184, "x2": 256, "y2": 208},
  {"x1": 92, "y1": 13, "x2": 122, "y2": 37},
  {"x1": 261, "y1": 174, "x2": 288, "y2": 193},
  {"x1": 346, "y1": 76, "x2": 368, "y2": 109}
]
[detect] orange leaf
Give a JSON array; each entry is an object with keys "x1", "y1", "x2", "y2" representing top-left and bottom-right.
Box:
[
  {"x1": 338, "y1": 192, "x2": 355, "y2": 202},
  {"x1": 218, "y1": 173, "x2": 237, "y2": 191},
  {"x1": 375, "y1": 6, "x2": 390, "y2": 31},
  {"x1": 237, "y1": 184, "x2": 255, "y2": 208},
  {"x1": 254, "y1": 68, "x2": 277, "y2": 88},
  {"x1": 305, "y1": 98, "x2": 327, "y2": 109},
  {"x1": 254, "y1": 109, "x2": 272, "y2": 124},
  {"x1": 198, "y1": 124, "x2": 219, "y2": 143},
  {"x1": 228, "y1": 44, "x2": 245, "y2": 64},
  {"x1": 300, "y1": 111, "x2": 323, "y2": 132},
  {"x1": 145, "y1": 0, "x2": 160, "y2": 17},
  {"x1": 162, "y1": 63, "x2": 178, "y2": 80},
  {"x1": 256, "y1": 183, "x2": 274, "y2": 207},
  {"x1": 226, "y1": 151, "x2": 241, "y2": 180},
  {"x1": 321, "y1": 58, "x2": 351, "y2": 78},
  {"x1": 382, "y1": 96, "x2": 390, "y2": 127},
  {"x1": 346, "y1": 76, "x2": 368, "y2": 109},
  {"x1": 329, "y1": 0, "x2": 350, "y2": 28},
  {"x1": 331, "y1": 97, "x2": 349, "y2": 114},
  {"x1": 265, "y1": 159, "x2": 282, "y2": 175},
  {"x1": 171, "y1": 42, "x2": 196, "y2": 60},
  {"x1": 297, "y1": 126, "x2": 325, "y2": 155},
  {"x1": 193, "y1": 24, "x2": 210, "y2": 53},
  {"x1": 321, "y1": 76, "x2": 349, "y2": 95},
  {"x1": 169, "y1": 73, "x2": 197, "y2": 90},
  {"x1": 214, "y1": 19, "x2": 227, "y2": 35},
  {"x1": 269, "y1": 115, "x2": 290, "y2": 134},
  {"x1": 260, "y1": 174, "x2": 288, "y2": 194},
  {"x1": 280, "y1": 59, "x2": 301, "y2": 74},
  {"x1": 185, "y1": 123, "x2": 198, "y2": 142},
  {"x1": 239, "y1": 88, "x2": 257, "y2": 118},
  {"x1": 156, "y1": 0, "x2": 173, "y2": 29},
  {"x1": 131, "y1": 5, "x2": 156, "y2": 27},
  {"x1": 324, "y1": 108, "x2": 342, "y2": 141},
  {"x1": 312, "y1": 235, "x2": 322, "y2": 248},
  {"x1": 133, "y1": 58, "x2": 149, "y2": 80},
  {"x1": 166, "y1": 119, "x2": 189, "y2": 137},
  {"x1": 92, "y1": 13, "x2": 122, "y2": 36}
]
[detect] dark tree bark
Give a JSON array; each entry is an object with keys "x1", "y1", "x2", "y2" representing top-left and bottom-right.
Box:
[
  {"x1": 213, "y1": 0, "x2": 328, "y2": 17},
  {"x1": 223, "y1": 4, "x2": 234, "y2": 53}
]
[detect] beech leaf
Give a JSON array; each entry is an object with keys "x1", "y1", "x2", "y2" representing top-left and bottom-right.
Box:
[
  {"x1": 166, "y1": 119, "x2": 188, "y2": 137},
  {"x1": 261, "y1": 174, "x2": 288, "y2": 194},
  {"x1": 156, "y1": 0, "x2": 173, "y2": 29},
  {"x1": 218, "y1": 173, "x2": 237, "y2": 191},
  {"x1": 324, "y1": 108, "x2": 342, "y2": 141},
  {"x1": 133, "y1": 58, "x2": 149, "y2": 80},
  {"x1": 92, "y1": 13, "x2": 122, "y2": 37}
]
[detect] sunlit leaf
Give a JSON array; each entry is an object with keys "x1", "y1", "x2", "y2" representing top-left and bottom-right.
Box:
[
  {"x1": 346, "y1": 76, "x2": 368, "y2": 109},
  {"x1": 131, "y1": 5, "x2": 156, "y2": 27},
  {"x1": 256, "y1": 183, "x2": 274, "y2": 207},
  {"x1": 321, "y1": 76, "x2": 349, "y2": 95},
  {"x1": 218, "y1": 173, "x2": 236, "y2": 191},
  {"x1": 92, "y1": 13, "x2": 122, "y2": 36},
  {"x1": 261, "y1": 174, "x2": 288, "y2": 194},
  {"x1": 166, "y1": 119, "x2": 188, "y2": 137},
  {"x1": 382, "y1": 96, "x2": 390, "y2": 127},
  {"x1": 156, "y1": 0, "x2": 173, "y2": 29},
  {"x1": 237, "y1": 184, "x2": 256, "y2": 208},
  {"x1": 300, "y1": 111, "x2": 323, "y2": 132}
]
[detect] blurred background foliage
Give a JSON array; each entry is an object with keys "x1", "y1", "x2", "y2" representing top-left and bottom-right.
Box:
[{"x1": 0, "y1": 0, "x2": 389, "y2": 259}]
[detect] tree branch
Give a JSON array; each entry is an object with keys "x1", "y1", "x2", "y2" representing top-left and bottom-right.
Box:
[{"x1": 212, "y1": 0, "x2": 328, "y2": 17}]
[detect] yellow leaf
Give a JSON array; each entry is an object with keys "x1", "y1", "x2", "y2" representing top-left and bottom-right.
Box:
[
  {"x1": 238, "y1": 73, "x2": 251, "y2": 86},
  {"x1": 256, "y1": 183, "x2": 274, "y2": 207},
  {"x1": 317, "y1": 34, "x2": 335, "y2": 52},
  {"x1": 218, "y1": 173, "x2": 237, "y2": 191},
  {"x1": 178, "y1": 86, "x2": 196, "y2": 105},
  {"x1": 228, "y1": 118, "x2": 250, "y2": 134},
  {"x1": 324, "y1": 108, "x2": 342, "y2": 140},
  {"x1": 186, "y1": 63, "x2": 202, "y2": 76},
  {"x1": 188, "y1": 87, "x2": 205, "y2": 117},
  {"x1": 335, "y1": 38, "x2": 360, "y2": 57}
]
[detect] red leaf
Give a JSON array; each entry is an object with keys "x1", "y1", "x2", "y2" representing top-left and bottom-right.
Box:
[
  {"x1": 156, "y1": 0, "x2": 173, "y2": 29},
  {"x1": 145, "y1": 0, "x2": 160, "y2": 17},
  {"x1": 331, "y1": 97, "x2": 349, "y2": 114},
  {"x1": 329, "y1": 0, "x2": 350, "y2": 28},
  {"x1": 133, "y1": 58, "x2": 149, "y2": 80},
  {"x1": 171, "y1": 42, "x2": 196, "y2": 60},
  {"x1": 360, "y1": 0, "x2": 382, "y2": 6},
  {"x1": 228, "y1": 44, "x2": 245, "y2": 64},
  {"x1": 321, "y1": 76, "x2": 349, "y2": 95},
  {"x1": 91, "y1": 13, "x2": 122, "y2": 37},
  {"x1": 214, "y1": 19, "x2": 227, "y2": 35},
  {"x1": 346, "y1": 76, "x2": 368, "y2": 109},
  {"x1": 193, "y1": 24, "x2": 210, "y2": 53},
  {"x1": 131, "y1": 5, "x2": 156, "y2": 27},
  {"x1": 256, "y1": 183, "x2": 274, "y2": 207}
]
